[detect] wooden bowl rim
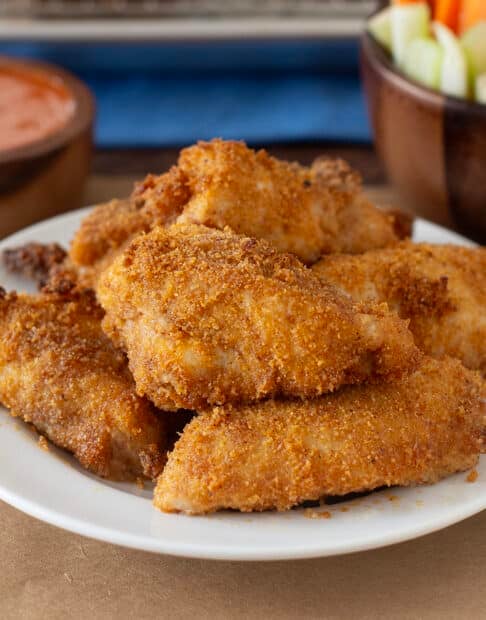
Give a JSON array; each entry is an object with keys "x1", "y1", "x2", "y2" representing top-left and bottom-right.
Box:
[
  {"x1": 0, "y1": 56, "x2": 95, "y2": 165},
  {"x1": 361, "y1": 31, "x2": 486, "y2": 118}
]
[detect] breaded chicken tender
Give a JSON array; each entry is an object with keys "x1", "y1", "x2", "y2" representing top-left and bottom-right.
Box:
[
  {"x1": 313, "y1": 242, "x2": 486, "y2": 374},
  {"x1": 138, "y1": 139, "x2": 408, "y2": 263},
  {"x1": 0, "y1": 286, "x2": 167, "y2": 480},
  {"x1": 70, "y1": 199, "x2": 145, "y2": 271},
  {"x1": 70, "y1": 168, "x2": 191, "y2": 286},
  {"x1": 68, "y1": 199, "x2": 148, "y2": 289},
  {"x1": 155, "y1": 357, "x2": 485, "y2": 514},
  {"x1": 67, "y1": 140, "x2": 409, "y2": 288},
  {"x1": 97, "y1": 224, "x2": 420, "y2": 411},
  {"x1": 68, "y1": 170, "x2": 192, "y2": 288}
]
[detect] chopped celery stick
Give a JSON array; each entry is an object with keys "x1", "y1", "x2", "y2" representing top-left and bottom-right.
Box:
[
  {"x1": 475, "y1": 73, "x2": 486, "y2": 104},
  {"x1": 403, "y1": 37, "x2": 443, "y2": 89},
  {"x1": 432, "y1": 22, "x2": 468, "y2": 98},
  {"x1": 368, "y1": 7, "x2": 392, "y2": 51},
  {"x1": 461, "y1": 21, "x2": 486, "y2": 84},
  {"x1": 391, "y1": 3, "x2": 430, "y2": 66}
]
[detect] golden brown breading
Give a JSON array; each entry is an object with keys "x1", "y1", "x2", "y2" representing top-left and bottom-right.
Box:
[
  {"x1": 70, "y1": 199, "x2": 143, "y2": 267},
  {"x1": 68, "y1": 170, "x2": 191, "y2": 289},
  {"x1": 0, "y1": 287, "x2": 167, "y2": 480},
  {"x1": 68, "y1": 199, "x2": 150, "y2": 289},
  {"x1": 142, "y1": 140, "x2": 407, "y2": 263},
  {"x1": 308, "y1": 157, "x2": 413, "y2": 253},
  {"x1": 2, "y1": 242, "x2": 67, "y2": 287},
  {"x1": 97, "y1": 224, "x2": 420, "y2": 411},
  {"x1": 66, "y1": 141, "x2": 409, "y2": 286},
  {"x1": 154, "y1": 357, "x2": 485, "y2": 514},
  {"x1": 312, "y1": 242, "x2": 486, "y2": 374}
]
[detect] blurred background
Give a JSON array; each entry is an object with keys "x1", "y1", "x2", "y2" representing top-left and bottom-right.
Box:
[
  {"x1": 2, "y1": 1, "x2": 484, "y2": 241},
  {"x1": 1, "y1": 0, "x2": 392, "y2": 236},
  {"x1": 0, "y1": 1, "x2": 376, "y2": 149}
]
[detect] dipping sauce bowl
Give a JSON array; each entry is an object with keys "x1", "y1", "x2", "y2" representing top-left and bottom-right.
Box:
[{"x1": 0, "y1": 57, "x2": 94, "y2": 238}]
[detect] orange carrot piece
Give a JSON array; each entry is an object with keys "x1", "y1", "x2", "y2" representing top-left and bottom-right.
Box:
[
  {"x1": 434, "y1": 0, "x2": 461, "y2": 32},
  {"x1": 460, "y1": 0, "x2": 486, "y2": 33}
]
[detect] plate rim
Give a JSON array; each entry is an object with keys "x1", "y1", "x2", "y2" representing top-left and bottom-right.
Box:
[{"x1": 0, "y1": 473, "x2": 484, "y2": 561}]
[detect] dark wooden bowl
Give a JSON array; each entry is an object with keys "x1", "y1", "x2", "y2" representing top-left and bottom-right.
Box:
[
  {"x1": 361, "y1": 32, "x2": 486, "y2": 244},
  {"x1": 0, "y1": 57, "x2": 95, "y2": 239}
]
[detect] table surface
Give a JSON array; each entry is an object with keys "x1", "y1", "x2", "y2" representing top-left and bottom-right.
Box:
[{"x1": 1, "y1": 145, "x2": 484, "y2": 620}]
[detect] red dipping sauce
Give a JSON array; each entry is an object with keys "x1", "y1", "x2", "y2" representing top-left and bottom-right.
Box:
[{"x1": 0, "y1": 65, "x2": 75, "y2": 152}]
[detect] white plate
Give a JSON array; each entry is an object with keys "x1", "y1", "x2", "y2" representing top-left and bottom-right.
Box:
[{"x1": 0, "y1": 208, "x2": 484, "y2": 561}]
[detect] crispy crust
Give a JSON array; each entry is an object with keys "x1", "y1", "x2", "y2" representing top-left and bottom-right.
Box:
[
  {"x1": 175, "y1": 140, "x2": 407, "y2": 262},
  {"x1": 387, "y1": 207, "x2": 414, "y2": 240},
  {"x1": 173, "y1": 140, "x2": 344, "y2": 262},
  {"x1": 155, "y1": 357, "x2": 484, "y2": 514},
  {"x1": 68, "y1": 199, "x2": 151, "y2": 289},
  {"x1": 313, "y1": 242, "x2": 486, "y2": 373},
  {"x1": 0, "y1": 287, "x2": 167, "y2": 480},
  {"x1": 67, "y1": 140, "x2": 409, "y2": 286},
  {"x1": 72, "y1": 170, "x2": 190, "y2": 272},
  {"x1": 310, "y1": 157, "x2": 363, "y2": 194},
  {"x1": 97, "y1": 223, "x2": 420, "y2": 411},
  {"x1": 131, "y1": 165, "x2": 192, "y2": 222},
  {"x1": 67, "y1": 170, "x2": 192, "y2": 289},
  {"x1": 70, "y1": 199, "x2": 146, "y2": 267}
]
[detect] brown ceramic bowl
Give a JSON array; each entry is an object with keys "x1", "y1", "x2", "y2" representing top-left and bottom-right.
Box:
[
  {"x1": 0, "y1": 57, "x2": 94, "y2": 239},
  {"x1": 361, "y1": 31, "x2": 486, "y2": 244}
]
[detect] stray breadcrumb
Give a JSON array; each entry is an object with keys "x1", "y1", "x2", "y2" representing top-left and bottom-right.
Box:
[
  {"x1": 466, "y1": 469, "x2": 478, "y2": 483},
  {"x1": 38, "y1": 435, "x2": 49, "y2": 451},
  {"x1": 304, "y1": 509, "x2": 332, "y2": 520},
  {"x1": 2, "y1": 242, "x2": 67, "y2": 286}
]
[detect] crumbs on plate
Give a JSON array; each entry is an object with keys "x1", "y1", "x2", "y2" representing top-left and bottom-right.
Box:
[
  {"x1": 38, "y1": 435, "x2": 49, "y2": 451},
  {"x1": 304, "y1": 509, "x2": 332, "y2": 520}
]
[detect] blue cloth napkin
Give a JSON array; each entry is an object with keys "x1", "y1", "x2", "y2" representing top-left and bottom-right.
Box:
[{"x1": 1, "y1": 41, "x2": 371, "y2": 147}]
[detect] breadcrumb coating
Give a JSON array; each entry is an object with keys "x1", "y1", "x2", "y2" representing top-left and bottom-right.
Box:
[
  {"x1": 293, "y1": 156, "x2": 412, "y2": 254},
  {"x1": 97, "y1": 224, "x2": 420, "y2": 411},
  {"x1": 154, "y1": 357, "x2": 485, "y2": 514},
  {"x1": 142, "y1": 139, "x2": 408, "y2": 263},
  {"x1": 70, "y1": 199, "x2": 146, "y2": 267},
  {"x1": 0, "y1": 287, "x2": 167, "y2": 480},
  {"x1": 68, "y1": 170, "x2": 192, "y2": 288},
  {"x1": 68, "y1": 199, "x2": 151, "y2": 290},
  {"x1": 313, "y1": 242, "x2": 486, "y2": 374},
  {"x1": 67, "y1": 140, "x2": 409, "y2": 288}
]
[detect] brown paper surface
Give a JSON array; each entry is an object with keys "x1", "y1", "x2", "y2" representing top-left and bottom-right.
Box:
[{"x1": 1, "y1": 500, "x2": 485, "y2": 620}]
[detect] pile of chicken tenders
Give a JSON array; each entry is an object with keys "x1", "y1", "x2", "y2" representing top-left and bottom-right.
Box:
[{"x1": 1, "y1": 139, "x2": 484, "y2": 515}]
